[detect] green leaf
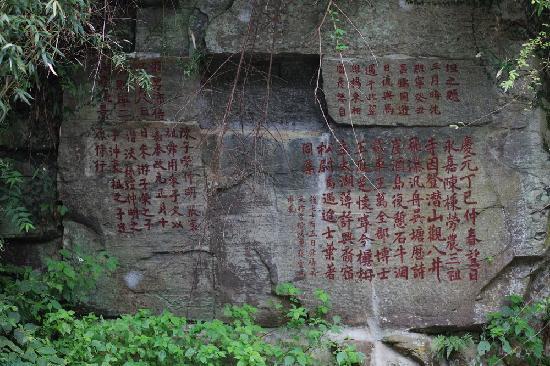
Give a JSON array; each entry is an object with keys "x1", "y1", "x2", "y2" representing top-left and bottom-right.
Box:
[
  {"x1": 336, "y1": 351, "x2": 346, "y2": 365},
  {"x1": 56, "y1": 205, "x2": 68, "y2": 216},
  {"x1": 8, "y1": 311, "x2": 21, "y2": 324},
  {"x1": 477, "y1": 340, "x2": 491, "y2": 355},
  {"x1": 500, "y1": 337, "x2": 512, "y2": 354},
  {"x1": 185, "y1": 347, "x2": 196, "y2": 357},
  {"x1": 36, "y1": 345, "x2": 56, "y2": 355}
]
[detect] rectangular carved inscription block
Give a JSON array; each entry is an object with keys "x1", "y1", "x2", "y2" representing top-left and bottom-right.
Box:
[{"x1": 323, "y1": 57, "x2": 496, "y2": 127}]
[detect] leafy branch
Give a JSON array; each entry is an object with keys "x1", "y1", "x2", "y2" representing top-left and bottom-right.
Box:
[
  {"x1": 0, "y1": 0, "x2": 152, "y2": 124},
  {"x1": 0, "y1": 160, "x2": 34, "y2": 237}
]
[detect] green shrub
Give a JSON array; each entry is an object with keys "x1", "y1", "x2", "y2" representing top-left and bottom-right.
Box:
[
  {"x1": 431, "y1": 334, "x2": 474, "y2": 360},
  {"x1": 1, "y1": 252, "x2": 365, "y2": 366},
  {"x1": 475, "y1": 295, "x2": 549, "y2": 366},
  {"x1": 432, "y1": 295, "x2": 549, "y2": 365}
]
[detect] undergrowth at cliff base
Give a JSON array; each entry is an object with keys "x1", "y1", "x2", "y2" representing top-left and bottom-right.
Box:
[
  {"x1": 0, "y1": 250, "x2": 365, "y2": 366},
  {"x1": 432, "y1": 294, "x2": 550, "y2": 365}
]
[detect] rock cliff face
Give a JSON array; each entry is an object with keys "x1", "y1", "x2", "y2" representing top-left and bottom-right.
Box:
[{"x1": 53, "y1": 0, "x2": 549, "y2": 363}]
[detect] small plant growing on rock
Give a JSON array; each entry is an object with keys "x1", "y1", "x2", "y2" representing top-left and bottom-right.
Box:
[
  {"x1": 431, "y1": 333, "x2": 474, "y2": 360},
  {"x1": 475, "y1": 295, "x2": 549, "y2": 365}
]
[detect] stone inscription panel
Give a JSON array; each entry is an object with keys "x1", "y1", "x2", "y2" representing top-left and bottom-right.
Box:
[
  {"x1": 287, "y1": 133, "x2": 486, "y2": 284},
  {"x1": 323, "y1": 58, "x2": 496, "y2": 126},
  {"x1": 65, "y1": 58, "x2": 199, "y2": 124},
  {"x1": 96, "y1": 59, "x2": 166, "y2": 122},
  {"x1": 88, "y1": 122, "x2": 204, "y2": 236}
]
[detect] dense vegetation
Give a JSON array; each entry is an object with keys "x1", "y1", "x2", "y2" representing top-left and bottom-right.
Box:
[
  {"x1": 432, "y1": 295, "x2": 549, "y2": 365},
  {"x1": 0, "y1": 0, "x2": 549, "y2": 365},
  {"x1": 0, "y1": 250, "x2": 366, "y2": 365},
  {"x1": 0, "y1": 250, "x2": 548, "y2": 365}
]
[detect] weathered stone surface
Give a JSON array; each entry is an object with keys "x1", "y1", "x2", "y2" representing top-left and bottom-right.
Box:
[
  {"x1": 323, "y1": 57, "x2": 497, "y2": 127},
  {"x1": 63, "y1": 57, "x2": 200, "y2": 124},
  {"x1": 1, "y1": 238, "x2": 61, "y2": 268},
  {"x1": 0, "y1": 114, "x2": 59, "y2": 151},
  {"x1": 58, "y1": 120, "x2": 212, "y2": 317},
  {"x1": 55, "y1": 0, "x2": 549, "y2": 364},
  {"x1": 205, "y1": 0, "x2": 520, "y2": 58},
  {"x1": 135, "y1": 6, "x2": 191, "y2": 56},
  {"x1": 207, "y1": 120, "x2": 548, "y2": 330},
  {"x1": 382, "y1": 332, "x2": 434, "y2": 365}
]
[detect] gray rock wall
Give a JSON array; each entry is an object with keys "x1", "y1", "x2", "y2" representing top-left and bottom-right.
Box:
[{"x1": 54, "y1": 0, "x2": 550, "y2": 364}]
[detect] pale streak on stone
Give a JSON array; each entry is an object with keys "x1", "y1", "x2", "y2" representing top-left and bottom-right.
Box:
[
  {"x1": 398, "y1": 0, "x2": 414, "y2": 11},
  {"x1": 124, "y1": 271, "x2": 143, "y2": 290},
  {"x1": 372, "y1": 343, "x2": 417, "y2": 366},
  {"x1": 238, "y1": 7, "x2": 251, "y2": 22}
]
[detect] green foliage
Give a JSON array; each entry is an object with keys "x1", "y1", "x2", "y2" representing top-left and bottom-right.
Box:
[
  {"x1": 0, "y1": 248, "x2": 117, "y2": 365},
  {"x1": 178, "y1": 49, "x2": 205, "y2": 79},
  {"x1": 328, "y1": 7, "x2": 348, "y2": 52},
  {"x1": 0, "y1": 159, "x2": 34, "y2": 238},
  {"x1": 432, "y1": 295, "x2": 549, "y2": 365},
  {"x1": 0, "y1": 0, "x2": 88, "y2": 122},
  {"x1": 334, "y1": 344, "x2": 365, "y2": 366},
  {"x1": 532, "y1": 0, "x2": 550, "y2": 16},
  {"x1": 499, "y1": 25, "x2": 549, "y2": 92},
  {"x1": 111, "y1": 53, "x2": 153, "y2": 95},
  {"x1": 499, "y1": 0, "x2": 549, "y2": 92},
  {"x1": 0, "y1": 0, "x2": 152, "y2": 124},
  {"x1": 431, "y1": 333, "x2": 474, "y2": 360},
  {"x1": 1, "y1": 264, "x2": 364, "y2": 366},
  {"x1": 475, "y1": 295, "x2": 549, "y2": 365}
]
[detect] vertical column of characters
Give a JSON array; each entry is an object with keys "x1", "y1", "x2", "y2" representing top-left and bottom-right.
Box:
[
  {"x1": 133, "y1": 127, "x2": 153, "y2": 231},
  {"x1": 412, "y1": 63, "x2": 426, "y2": 115},
  {"x1": 150, "y1": 128, "x2": 170, "y2": 230},
  {"x1": 296, "y1": 195, "x2": 306, "y2": 278},
  {"x1": 93, "y1": 127, "x2": 108, "y2": 175},
  {"x1": 428, "y1": 62, "x2": 442, "y2": 116},
  {"x1": 97, "y1": 65, "x2": 113, "y2": 121},
  {"x1": 123, "y1": 129, "x2": 141, "y2": 232},
  {"x1": 300, "y1": 142, "x2": 314, "y2": 278},
  {"x1": 444, "y1": 63, "x2": 460, "y2": 105},
  {"x1": 336, "y1": 140, "x2": 356, "y2": 281},
  {"x1": 365, "y1": 63, "x2": 378, "y2": 116},
  {"x1": 335, "y1": 63, "x2": 347, "y2": 118},
  {"x1": 389, "y1": 137, "x2": 409, "y2": 280},
  {"x1": 407, "y1": 136, "x2": 428, "y2": 280},
  {"x1": 318, "y1": 140, "x2": 337, "y2": 281},
  {"x1": 355, "y1": 137, "x2": 375, "y2": 282},
  {"x1": 178, "y1": 127, "x2": 200, "y2": 233},
  {"x1": 381, "y1": 63, "x2": 394, "y2": 116},
  {"x1": 302, "y1": 142, "x2": 316, "y2": 177},
  {"x1": 371, "y1": 138, "x2": 391, "y2": 281},
  {"x1": 424, "y1": 137, "x2": 445, "y2": 282},
  {"x1": 460, "y1": 136, "x2": 480, "y2": 281},
  {"x1": 159, "y1": 128, "x2": 182, "y2": 230},
  {"x1": 440, "y1": 136, "x2": 463, "y2": 281},
  {"x1": 105, "y1": 129, "x2": 127, "y2": 232},
  {"x1": 308, "y1": 195, "x2": 319, "y2": 278},
  {"x1": 149, "y1": 60, "x2": 165, "y2": 121},
  {"x1": 348, "y1": 64, "x2": 363, "y2": 117},
  {"x1": 396, "y1": 63, "x2": 410, "y2": 116}
]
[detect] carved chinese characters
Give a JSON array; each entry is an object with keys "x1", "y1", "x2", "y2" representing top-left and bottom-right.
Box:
[
  {"x1": 336, "y1": 61, "x2": 460, "y2": 118},
  {"x1": 323, "y1": 58, "x2": 495, "y2": 126},
  {"x1": 289, "y1": 133, "x2": 483, "y2": 284},
  {"x1": 90, "y1": 123, "x2": 203, "y2": 235},
  {"x1": 96, "y1": 60, "x2": 166, "y2": 122}
]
